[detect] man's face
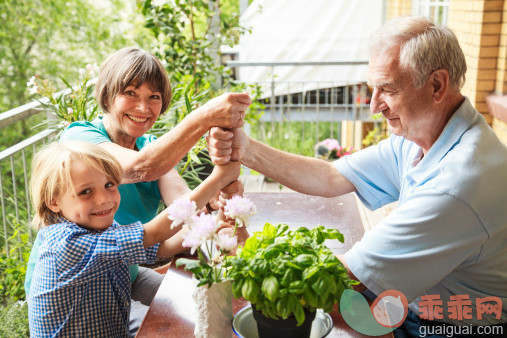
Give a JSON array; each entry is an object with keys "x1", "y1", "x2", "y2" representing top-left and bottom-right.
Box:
[{"x1": 368, "y1": 48, "x2": 437, "y2": 146}]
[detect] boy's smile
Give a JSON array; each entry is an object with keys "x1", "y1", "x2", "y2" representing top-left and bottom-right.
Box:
[{"x1": 49, "y1": 159, "x2": 121, "y2": 231}]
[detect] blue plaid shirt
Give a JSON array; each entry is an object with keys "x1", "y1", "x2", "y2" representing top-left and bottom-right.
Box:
[{"x1": 28, "y1": 217, "x2": 159, "y2": 337}]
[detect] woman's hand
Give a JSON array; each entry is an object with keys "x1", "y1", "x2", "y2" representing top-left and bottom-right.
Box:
[{"x1": 198, "y1": 93, "x2": 251, "y2": 129}]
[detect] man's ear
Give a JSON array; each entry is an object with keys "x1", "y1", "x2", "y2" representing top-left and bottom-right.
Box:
[
  {"x1": 47, "y1": 199, "x2": 61, "y2": 213},
  {"x1": 430, "y1": 69, "x2": 449, "y2": 103}
]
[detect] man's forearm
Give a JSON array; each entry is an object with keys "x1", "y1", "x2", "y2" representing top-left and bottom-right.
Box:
[{"x1": 242, "y1": 138, "x2": 356, "y2": 197}]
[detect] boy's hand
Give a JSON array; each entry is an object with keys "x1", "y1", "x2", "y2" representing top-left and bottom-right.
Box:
[{"x1": 211, "y1": 161, "x2": 241, "y2": 189}]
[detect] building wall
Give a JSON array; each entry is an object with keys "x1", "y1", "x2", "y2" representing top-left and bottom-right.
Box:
[
  {"x1": 447, "y1": 0, "x2": 504, "y2": 124},
  {"x1": 384, "y1": 0, "x2": 507, "y2": 143},
  {"x1": 386, "y1": 0, "x2": 412, "y2": 20}
]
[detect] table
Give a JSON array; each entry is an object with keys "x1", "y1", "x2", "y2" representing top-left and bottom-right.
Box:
[{"x1": 137, "y1": 192, "x2": 392, "y2": 337}]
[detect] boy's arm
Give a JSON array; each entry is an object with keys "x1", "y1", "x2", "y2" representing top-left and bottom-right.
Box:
[
  {"x1": 156, "y1": 229, "x2": 186, "y2": 257},
  {"x1": 142, "y1": 161, "x2": 240, "y2": 249}
]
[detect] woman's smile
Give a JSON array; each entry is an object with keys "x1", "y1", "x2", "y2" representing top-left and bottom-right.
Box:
[{"x1": 126, "y1": 114, "x2": 150, "y2": 123}]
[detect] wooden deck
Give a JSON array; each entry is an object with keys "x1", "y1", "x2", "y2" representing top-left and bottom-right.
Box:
[{"x1": 240, "y1": 174, "x2": 397, "y2": 231}]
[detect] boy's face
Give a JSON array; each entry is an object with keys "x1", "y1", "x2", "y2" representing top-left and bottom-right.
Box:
[{"x1": 49, "y1": 160, "x2": 120, "y2": 231}]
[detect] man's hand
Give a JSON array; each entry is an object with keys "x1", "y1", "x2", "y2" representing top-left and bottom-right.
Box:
[{"x1": 207, "y1": 127, "x2": 250, "y2": 165}]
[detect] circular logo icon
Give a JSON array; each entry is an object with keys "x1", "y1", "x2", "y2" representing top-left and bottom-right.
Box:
[{"x1": 371, "y1": 290, "x2": 409, "y2": 328}]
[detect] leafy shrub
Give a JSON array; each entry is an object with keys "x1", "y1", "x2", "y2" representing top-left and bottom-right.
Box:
[
  {"x1": 226, "y1": 223, "x2": 359, "y2": 326},
  {"x1": 0, "y1": 300, "x2": 30, "y2": 337},
  {"x1": 0, "y1": 223, "x2": 32, "y2": 302}
]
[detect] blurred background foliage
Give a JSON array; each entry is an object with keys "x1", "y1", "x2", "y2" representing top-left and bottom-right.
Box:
[{"x1": 0, "y1": 0, "x2": 254, "y2": 331}]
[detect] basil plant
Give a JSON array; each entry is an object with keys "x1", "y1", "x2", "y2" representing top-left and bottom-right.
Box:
[{"x1": 225, "y1": 223, "x2": 359, "y2": 326}]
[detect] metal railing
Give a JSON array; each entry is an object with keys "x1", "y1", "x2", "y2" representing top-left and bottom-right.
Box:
[
  {"x1": 0, "y1": 97, "x2": 59, "y2": 255},
  {"x1": 225, "y1": 60, "x2": 375, "y2": 151},
  {"x1": 1, "y1": 61, "x2": 375, "y2": 254}
]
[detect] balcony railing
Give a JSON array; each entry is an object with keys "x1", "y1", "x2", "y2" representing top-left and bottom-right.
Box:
[{"x1": 1, "y1": 61, "x2": 375, "y2": 255}]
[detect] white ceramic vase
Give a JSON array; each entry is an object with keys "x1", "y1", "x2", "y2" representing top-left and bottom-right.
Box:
[{"x1": 193, "y1": 279, "x2": 233, "y2": 338}]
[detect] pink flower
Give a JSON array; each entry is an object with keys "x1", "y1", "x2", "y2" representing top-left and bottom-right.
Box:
[
  {"x1": 67, "y1": 108, "x2": 73, "y2": 115},
  {"x1": 190, "y1": 213, "x2": 217, "y2": 241},
  {"x1": 167, "y1": 198, "x2": 197, "y2": 228},
  {"x1": 182, "y1": 229, "x2": 202, "y2": 254},
  {"x1": 316, "y1": 138, "x2": 341, "y2": 152},
  {"x1": 224, "y1": 196, "x2": 256, "y2": 227},
  {"x1": 216, "y1": 233, "x2": 237, "y2": 252},
  {"x1": 181, "y1": 213, "x2": 218, "y2": 254}
]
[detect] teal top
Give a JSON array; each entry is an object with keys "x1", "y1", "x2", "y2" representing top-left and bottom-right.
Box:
[{"x1": 25, "y1": 117, "x2": 162, "y2": 295}]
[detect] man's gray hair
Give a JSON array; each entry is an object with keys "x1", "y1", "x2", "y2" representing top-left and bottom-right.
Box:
[{"x1": 369, "y1": 16, "x2": 467, "y2": 89}]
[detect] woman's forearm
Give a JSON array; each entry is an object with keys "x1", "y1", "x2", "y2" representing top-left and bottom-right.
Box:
[{"x1": 129, "y1": 111, "x2": 210, "y2": 183}]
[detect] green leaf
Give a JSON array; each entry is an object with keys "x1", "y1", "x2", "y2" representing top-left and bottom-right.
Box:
[
  {"x1": 261, "y1": 276, "x2": 279, "y2": 302},
  {"x1": 311, "y1": 274, "x2": 329, "y2": 300},
  {"x1": 302, "y1": 266, "x2": 320, "y2": 280},
  {"x1": 242, "y1": 277, "x2": 259, "y2": 304},
  {"x1": 294, "y1": 302, "x2": 305, "y2": 326},
  {"x1": 232, "y1": 279, "x2": 244, "y2": 299},
  {"x1": 303, "y1": 288, "x2": 319, "y2": 308},
  {"x1": 262, "y1": 223, "x2": 277, "y2": 238}
]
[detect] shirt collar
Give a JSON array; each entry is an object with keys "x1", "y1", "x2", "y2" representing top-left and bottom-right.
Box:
[{"x1": 407, "y1": 97, "x2": 478, "y2": 184}]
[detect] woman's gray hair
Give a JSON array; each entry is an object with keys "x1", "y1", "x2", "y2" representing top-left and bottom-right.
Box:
[{"x1": 369, "y1": 16, "x2": 467, "y2": 89}]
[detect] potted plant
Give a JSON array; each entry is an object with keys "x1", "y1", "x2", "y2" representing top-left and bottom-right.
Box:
[
  {"x1": 226, "y1": 223, "x2": 358, "y2": 338},
  {"x1": 166, "y1": 196, "x2": 256, "y2": 338}
]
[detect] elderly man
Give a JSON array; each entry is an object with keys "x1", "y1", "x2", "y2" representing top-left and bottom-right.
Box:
[{"x1": 209, "y1": 16, "x2": 507, "y2": 335}]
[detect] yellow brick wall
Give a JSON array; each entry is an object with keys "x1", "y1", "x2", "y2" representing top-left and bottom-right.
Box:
[
  {"x1": 386, "y1": 0, "x2": 412, "y2": 19},
  {"x1": 495, "y1": 0, "x2": 507, "y2": 94},
  {"x1": 447, "y1": 0, "x2": 504, "y2": 120}
]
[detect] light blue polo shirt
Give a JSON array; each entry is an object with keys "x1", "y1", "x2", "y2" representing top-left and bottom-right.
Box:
[
  {"x1": 25, "y1": 117, "x2": 162, "y2": 295},
  {"x1": 336, "y1": 97, "x2": 507, "y2": 326}
]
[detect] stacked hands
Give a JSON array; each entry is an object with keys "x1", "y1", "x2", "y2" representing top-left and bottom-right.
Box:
[
  {"x1": 206, "y1": 126, "x2": 249, "y2": 165},
  {"x1": 204, "y1": 93, "x2": 253, "y2": 236}
]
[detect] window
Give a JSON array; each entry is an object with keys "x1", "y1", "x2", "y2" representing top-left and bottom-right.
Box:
[{"x1": 412, "y1": 0, "x2": 450, "y2": 25}]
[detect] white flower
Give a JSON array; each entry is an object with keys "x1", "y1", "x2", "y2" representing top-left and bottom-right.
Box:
[
  {"x1": 27, "y1": 76, "x2": 36, "y2": 87},
  {"x1": 67, "y1": 108, "x2": 73, "y2": 115},
  {"x1": 29, "y1": 85, "x2": 38, "y2": 95},
  {"x1": 216, "y1": 233, "x2": 237, "y2": 252},
  {"x1": 86, "y1": 64, "x2": 94, "y2": 71},
  {"x1": 224, "y1": 196, "x2": 257, "y2": 227},
  {"x1": 167, "y1": 198, "x2": 197, "y2": 228},
  {"x1": 79, "y1": 68, "x2": 86, "y2": 76}
]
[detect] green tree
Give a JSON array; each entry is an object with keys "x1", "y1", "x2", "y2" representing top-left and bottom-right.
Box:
[
  {"x1": 138, "y1": 0, "x2": 247, "y2": 89},
  {"x1": 0, "y1": 0, "x2": 152, "y2": 150}
]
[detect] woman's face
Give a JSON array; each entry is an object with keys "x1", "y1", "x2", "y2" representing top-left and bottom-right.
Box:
[{"x1": 108, "y1": 82, "x2": 163, "y2": 142}]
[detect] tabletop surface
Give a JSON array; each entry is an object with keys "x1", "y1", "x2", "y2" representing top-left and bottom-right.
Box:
[{"x1": 136, "y1": 192, "x2": 393, "y2": 337}]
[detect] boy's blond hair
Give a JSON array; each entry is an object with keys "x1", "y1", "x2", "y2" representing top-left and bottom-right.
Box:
[{"x1": 30, "y1": 141, "x2": 123, "y2": 229}]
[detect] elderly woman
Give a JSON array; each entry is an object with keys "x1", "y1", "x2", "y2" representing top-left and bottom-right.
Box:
[{"x1": 25, "y1": 47, "x2": 250, "y2": 336}]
